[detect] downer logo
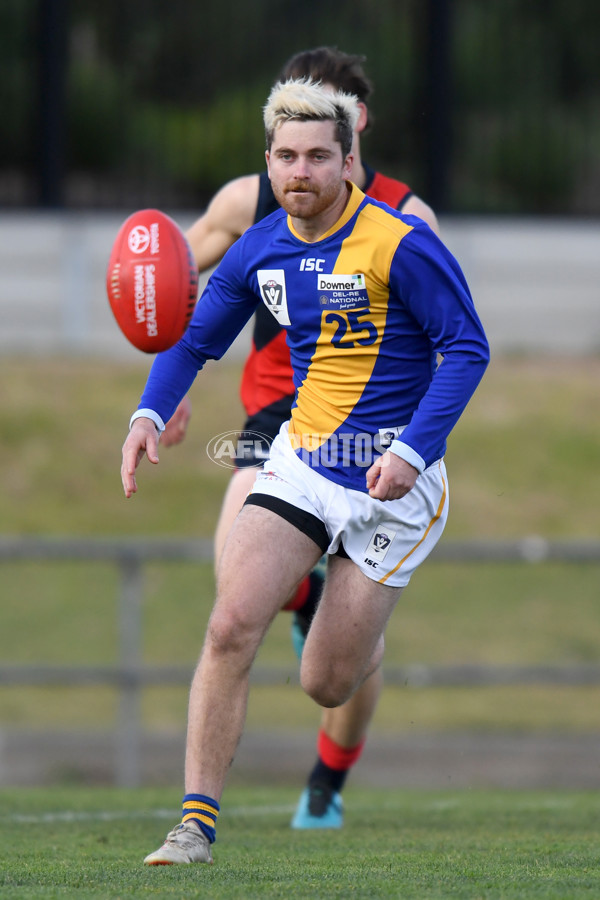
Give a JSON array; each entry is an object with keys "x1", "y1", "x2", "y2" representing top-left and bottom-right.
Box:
[{"x1": 317, "y1": 273, "x2": 365, "y2": 291}]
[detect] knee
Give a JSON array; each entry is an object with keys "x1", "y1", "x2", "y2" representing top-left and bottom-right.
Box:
[
  {"x1": 300, "y1": 637, "x2": 385, "y2": 708},
  {"x1": 205, "y1": 605, "x2": 258, "y2": 661},
  {"x1": 300, "y1": 666, "x2": 354, "y2": 708}
]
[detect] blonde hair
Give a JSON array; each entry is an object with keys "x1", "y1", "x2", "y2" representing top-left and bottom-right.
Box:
[{"x1": 263, "y1": 78, "x2": 360, "y2": 156}]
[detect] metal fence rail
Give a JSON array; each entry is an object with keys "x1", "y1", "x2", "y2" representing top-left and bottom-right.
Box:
[
  {"x1": 1, "y1": 535, "x2": 599, "y2": 786},
  {"x1": 2, "y1": 533, "x2": 599, "y2": 563}
]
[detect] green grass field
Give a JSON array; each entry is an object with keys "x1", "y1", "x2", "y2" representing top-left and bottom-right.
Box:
[{"x1": 1, "y1": 786, "x2": 600, "y2": 898}]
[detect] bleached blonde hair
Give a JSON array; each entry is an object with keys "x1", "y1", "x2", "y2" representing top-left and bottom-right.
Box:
[{"x1": 263, "y1": 78, "x2": 360, "y2": 156}]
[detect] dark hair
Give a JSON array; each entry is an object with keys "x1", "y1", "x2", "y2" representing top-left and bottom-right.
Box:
[
  {"x1": 279, "y1": 47, "x2": 372, "y2": 103},
  {"x1": 279, "y1": 47, "x2": 374, "y2": 127}
]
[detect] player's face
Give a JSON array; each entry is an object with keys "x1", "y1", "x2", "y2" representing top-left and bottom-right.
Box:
[{"x1": 266, "y1": 119, "x2": 353, "y2": 231}]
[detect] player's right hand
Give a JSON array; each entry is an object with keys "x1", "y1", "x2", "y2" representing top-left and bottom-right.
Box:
[
  {"x1": 121, "y1": 418, "x2": 160, "y2": 498},
  {"x1": 366, "y1": 450, "x2": 418, "y2": 501}
]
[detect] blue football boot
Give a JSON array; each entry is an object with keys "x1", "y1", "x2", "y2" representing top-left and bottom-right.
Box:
[{"x1": 291, "y1": 782, "x2": 343, "y2": 829}]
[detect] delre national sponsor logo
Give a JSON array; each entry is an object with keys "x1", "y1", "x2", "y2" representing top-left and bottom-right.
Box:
[{"x1": 317, "y1": 273, "x2": 369, "y2": 310}]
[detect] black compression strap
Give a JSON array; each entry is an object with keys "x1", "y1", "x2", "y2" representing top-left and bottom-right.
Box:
[
  {"x1": 334, "y1": 541, "x2": 350, "y2": 559},
  {"x1": 244, "y1": 493, "x2": 330, "y2": 552}
]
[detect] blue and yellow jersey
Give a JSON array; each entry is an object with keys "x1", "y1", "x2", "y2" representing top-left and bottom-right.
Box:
[{"x1": 139, "y1": 184, "x2": 489, "y2": 493}]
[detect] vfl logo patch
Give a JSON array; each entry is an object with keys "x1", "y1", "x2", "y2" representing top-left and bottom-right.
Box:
[
  {"x1": 257, "y1": 269, "x2": 290, "y2": 325},
  {"x1": 317, "y1": 273, "x2": 369, "y2": 310},
  {"x1": 364, "y1": 528, "x2": 396, "y2": 568},
  {"x1": 376, "y1": 425, "x2": 405, "y2": 453}
]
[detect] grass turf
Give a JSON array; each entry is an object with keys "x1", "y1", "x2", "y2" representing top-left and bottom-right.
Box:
[{"x1": 1, "y1": 786, "x2": 599, "y2": 898}]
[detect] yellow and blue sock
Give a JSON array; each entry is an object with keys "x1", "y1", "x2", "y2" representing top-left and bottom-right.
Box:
[{"x1": 182, "y1": 793, "x2": 220, "y2": 843}]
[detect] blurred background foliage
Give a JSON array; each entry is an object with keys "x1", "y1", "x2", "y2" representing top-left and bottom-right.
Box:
[{"x1": 2, "y1": 0, "x2": 599, "y2": 214}]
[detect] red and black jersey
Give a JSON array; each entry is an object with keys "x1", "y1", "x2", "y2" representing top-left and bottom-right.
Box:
[
  {"x1": 238, "y1": 165, "x2": 413, "y2": 436},
  {"x1": 363, "y1": 166, "x2": 413, "y2": 208}
]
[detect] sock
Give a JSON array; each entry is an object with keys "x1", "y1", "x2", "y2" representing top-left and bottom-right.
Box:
[
  {"x1": 308, "y1": 729, "x2": 366, "y2": 794},
  {"x1": 182, "y1": 793, "x2": 220, "y2": 843}
]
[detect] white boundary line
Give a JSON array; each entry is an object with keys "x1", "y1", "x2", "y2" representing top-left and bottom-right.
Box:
[
  {"x1": 1, "y1": 795, "x2": 579, "y2": 825},
  {"x1": 2, "y1": 804, "x2": 295, "y2": 825}
]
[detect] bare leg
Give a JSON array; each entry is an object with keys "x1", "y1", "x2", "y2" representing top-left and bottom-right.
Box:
[
  {"x1": 214, "y1": 466, "x2": 320, "y2": 612},
  {"x1": 185, "y1": 504, "x2": 322, "y2": 799},
  {"x1": 300, "y1": 553, "x2": 402, "y2": 709},
  {"x1": 213, "y1": 467, "x2": 259, "y2": 574},
  {"x1": 290, "y1": 555, "x2": 399, "y2": 828},
  {"x1": 214, "y1": 469, "x2": 387, "y2": 797},
  {"x1": 320, "y1": 666, "x2": 383, "y2": 747}
]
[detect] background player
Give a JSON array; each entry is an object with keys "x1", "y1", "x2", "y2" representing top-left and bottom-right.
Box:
[{"x1": 163, "y1": 48, "x2": 439, "y2": 829}]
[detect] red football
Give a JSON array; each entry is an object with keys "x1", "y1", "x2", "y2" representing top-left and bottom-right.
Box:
[{"x1": 106, "y1": 209, "x2": 198, "y2": 353}]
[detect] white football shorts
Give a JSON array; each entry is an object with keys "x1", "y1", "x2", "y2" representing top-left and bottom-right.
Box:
[{"x1": 247, "y1": 422, "x2": 449, "y2": 588}]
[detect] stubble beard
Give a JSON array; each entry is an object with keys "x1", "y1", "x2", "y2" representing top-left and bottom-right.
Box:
[{"x1": 273, "y1": 180, "x2": 341, "y2": 221}]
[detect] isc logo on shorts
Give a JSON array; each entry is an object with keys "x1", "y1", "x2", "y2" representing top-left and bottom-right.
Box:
[{"x1": 364, "y1": 528, "x2": 396, "y2": 568}]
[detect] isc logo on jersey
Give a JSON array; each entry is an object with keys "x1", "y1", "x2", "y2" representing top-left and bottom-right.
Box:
[{"x1": 299, "y1": 258, "x2": 325, "y2": 271}]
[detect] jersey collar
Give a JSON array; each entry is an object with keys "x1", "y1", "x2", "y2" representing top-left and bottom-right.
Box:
[{"x1": 287, "y1": 182, "x2": 366, "y2": 243}]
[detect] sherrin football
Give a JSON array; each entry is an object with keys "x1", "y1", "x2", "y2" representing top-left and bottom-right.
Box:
[{"x1": 106, "y1": 209, "x2": 198, "y2": 353}]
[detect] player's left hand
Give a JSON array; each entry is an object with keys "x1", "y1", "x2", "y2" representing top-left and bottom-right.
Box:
[{"x1": 366, "y1": 451, "x2": 418, "y2": 501}]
